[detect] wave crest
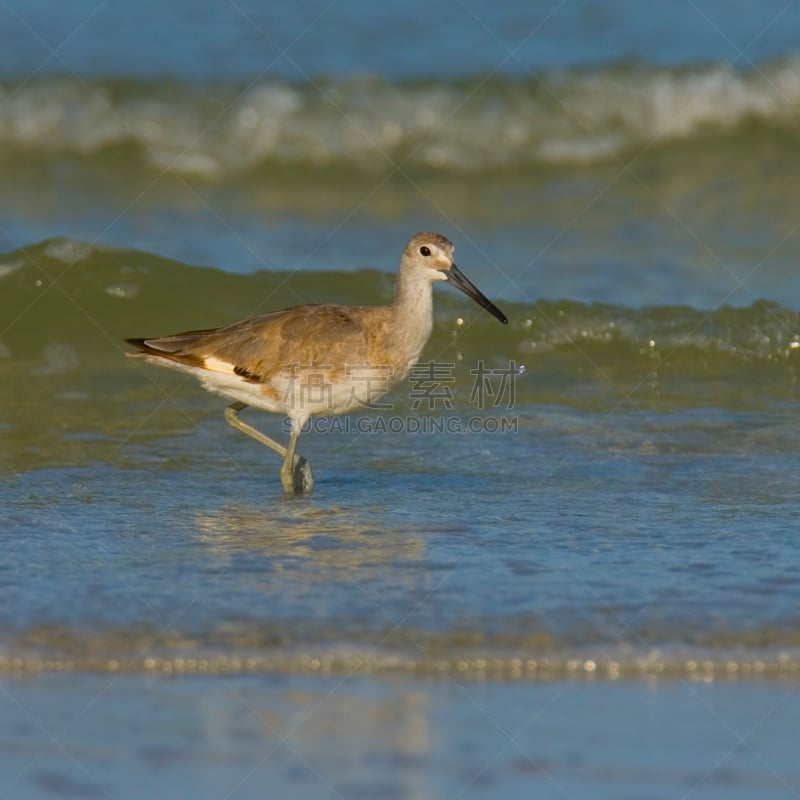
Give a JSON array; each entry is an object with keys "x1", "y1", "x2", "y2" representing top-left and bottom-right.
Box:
[{"x1": 3, "y1": 59, "x2": 800, "y2": 177}]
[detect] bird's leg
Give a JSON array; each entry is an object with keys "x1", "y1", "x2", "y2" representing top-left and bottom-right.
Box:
[
  {"x1": 280, "y1": 426, "x2": 314, "y2": 495},
  {"x1": 225, "y1": 403, "x2": 313, "y2": 495},
  {"x1": 224, "y1": 402, "x2": 287, "y2": 456}
]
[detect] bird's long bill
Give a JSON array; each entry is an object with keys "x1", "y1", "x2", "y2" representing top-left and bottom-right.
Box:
[{"x1": 445, "y1": 263, "x2": 508, "y2": 324}]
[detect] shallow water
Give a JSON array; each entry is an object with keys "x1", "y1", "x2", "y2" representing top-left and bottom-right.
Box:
[
  {"x1": 3, "y1": 1, "x2": 800, "y2": 797},
  {"x1": 3, "y1": 674, "x2": 800, "y2": 800},
  {"x1": 4, "y1": 389, "x2": 800, "y2": 673},
  {"x1": 3, "y1": 249, "x2": 799, "y2": 795}
]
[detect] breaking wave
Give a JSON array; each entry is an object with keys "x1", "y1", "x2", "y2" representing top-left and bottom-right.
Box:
[{"x1": 2, "y1": 59, "x2": 800, "y2": 178}]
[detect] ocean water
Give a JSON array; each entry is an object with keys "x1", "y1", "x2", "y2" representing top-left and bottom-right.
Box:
[{"x1": 2, "y1": 2, "x2": 800, "y2": 798}]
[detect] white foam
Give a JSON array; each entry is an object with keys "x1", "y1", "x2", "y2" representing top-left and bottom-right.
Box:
[{"x1": 3, "y1": 61, "x2": 800, "y2": 174}]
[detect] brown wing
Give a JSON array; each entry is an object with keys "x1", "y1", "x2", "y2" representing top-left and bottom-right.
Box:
[{"x1": 126, "y1": 304, "x2": 385, "y2": 382}]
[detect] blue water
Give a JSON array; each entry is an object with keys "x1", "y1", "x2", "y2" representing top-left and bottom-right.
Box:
[
  {"x1": 3, "y1": 1, "x2": 800, "y2": 310},
  {"x1": 3, "y1": 0, "x2": 800, "y2": 79},
  {"x1": 2, "y1": 675, "x2": 799, "y2": 799},
  {"x1": 3, "y1": 2, "x2": 800, "y2": 798}
]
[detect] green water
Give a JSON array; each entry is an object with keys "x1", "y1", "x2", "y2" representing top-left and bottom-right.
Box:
[
  {"x1": 2, "y1": 240, "x2": 799, "y2": 478},
  {"x1": 3, "y1": 239, "x2": 800, "y2": 674}
]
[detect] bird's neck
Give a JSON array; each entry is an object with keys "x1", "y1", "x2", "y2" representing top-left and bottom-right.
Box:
[{"x1": 390, "y1": 267, "x2": 435, "y2": 360}]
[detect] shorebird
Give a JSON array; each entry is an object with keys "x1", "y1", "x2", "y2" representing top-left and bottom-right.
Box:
[{"x1": 126, "y1": 232, "x2": 507, "y2": 495}]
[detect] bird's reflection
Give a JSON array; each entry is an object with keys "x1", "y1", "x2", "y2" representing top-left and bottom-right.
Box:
[{"x1": 192, "y1": 503, "x2": 425, "y2": 580}]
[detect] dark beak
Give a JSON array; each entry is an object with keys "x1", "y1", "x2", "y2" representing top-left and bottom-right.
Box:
[{"x1": 445, "y1": 263, "x2": 508, "y2": 324}]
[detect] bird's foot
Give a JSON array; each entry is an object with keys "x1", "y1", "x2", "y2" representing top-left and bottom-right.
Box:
[{"x1": 281, "y1": 456, "x2": 314, "y2": 496}]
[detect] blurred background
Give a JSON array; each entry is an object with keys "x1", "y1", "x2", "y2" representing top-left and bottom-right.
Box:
[{"x1": 2, "y1": 0, "x2": 800, "y2": 307}]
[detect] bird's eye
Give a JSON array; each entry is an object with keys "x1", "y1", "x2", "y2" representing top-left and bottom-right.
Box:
[{"x1": 419, "y1": 246, "x2": 431, "y2": 257}]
